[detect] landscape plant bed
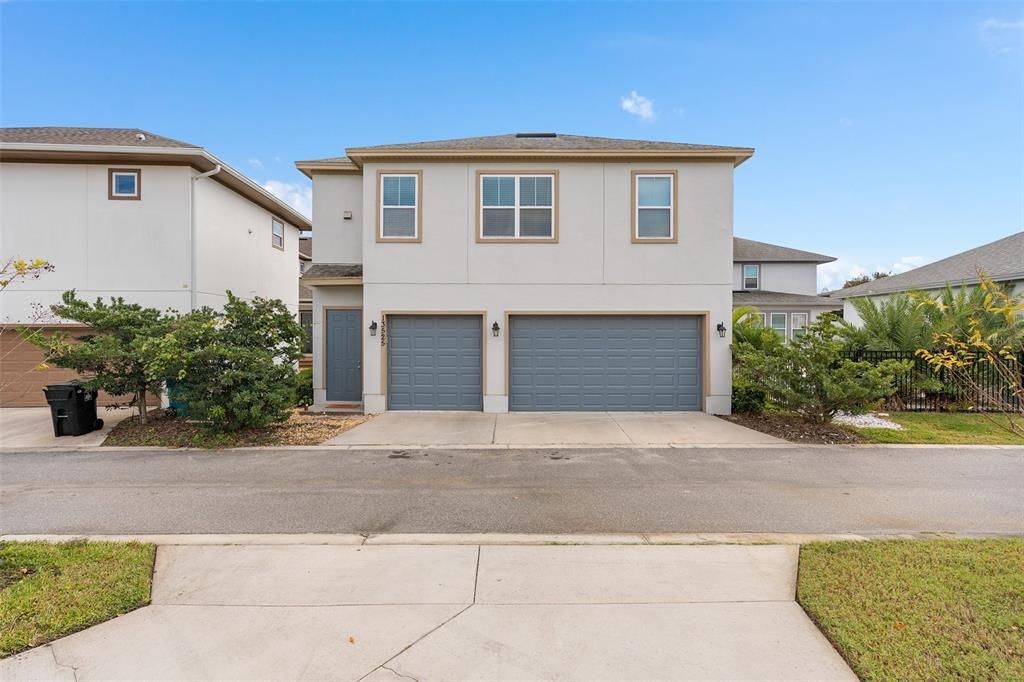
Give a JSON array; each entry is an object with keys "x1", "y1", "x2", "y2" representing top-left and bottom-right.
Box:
[
  {"x1": 102, "y1": 409, "x2": 368, "y2": 448},
  {"x1": 853, "y1": 412, "x2": 1024, "y2": 445},
  {"x1": 719, "y1": 413, "x2": 863, "y2": 444},
  {"x1": 798, "y1": 539, "x2": 1024, "y2": 681},
  {"x1": 0, "y1": 541, "x2": 155, "y2": 658}
]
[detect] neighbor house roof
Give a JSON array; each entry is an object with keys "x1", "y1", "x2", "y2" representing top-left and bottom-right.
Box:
[
  {"x1": 832, "y1": 231, "x2": 1024, "y2": 299},
  {"x1": 732, "y1": 290, "x2": 841, "y2": 308},
  {"x1": 301, "y1": 263, "x2": 362, "y2": 285},
  {"x1": 297, "y1": 133, "x2": 754, "y2": 176},
  {"x1": 299, "y1": 237, "x2": 312, "y2": 260},
  {"x1": 733, "y1": 237, "x2": 835, "y2": 263},
  {"x1": 0, "y1": 127, "x2": 311, "y2": 230}
]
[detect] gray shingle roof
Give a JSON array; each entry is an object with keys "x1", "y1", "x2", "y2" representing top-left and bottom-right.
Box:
[
  {"x1": 348, "y1": 133, "x2": 751, "y2": 153},
  {"x1": 301, "y1": 263, "x2": 362, "y2": 280},
  {"x1": 734, "y1": 237, "x2": 835, "y2": 263},
  {"x1": 0, "y1": 127, "x2": 196, "y2": 148},
  {"x1": 299, "y1": 237, "x2": 312, "y2": 259},
  {"x1": 832, "y1": 231, "x2": 1024, "y2": 299},
  {"x1": 733, "y1": 290, "x2": 840, "y2": 307}
]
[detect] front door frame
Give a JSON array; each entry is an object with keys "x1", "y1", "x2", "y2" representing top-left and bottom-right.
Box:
[{"x1": 323, "y1": 306, "x2": 363, "y2": 402}]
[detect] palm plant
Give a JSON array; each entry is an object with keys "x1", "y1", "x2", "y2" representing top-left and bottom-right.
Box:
[{"x1": 842, "y1": 293, "x2": 934, "y2": 352}]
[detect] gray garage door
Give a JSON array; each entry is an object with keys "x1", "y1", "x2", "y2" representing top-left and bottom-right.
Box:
[
  {"x1": 509, "y1": 315, "x2": 702, "y2": 411},
  {"x1": 387, "y1": 315, "x2": 483, "y2": 410}
]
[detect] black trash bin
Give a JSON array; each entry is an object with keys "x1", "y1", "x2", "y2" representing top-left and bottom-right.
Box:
[{"x1": 42, "y1": 382, "x2": 104, "y2": 437}]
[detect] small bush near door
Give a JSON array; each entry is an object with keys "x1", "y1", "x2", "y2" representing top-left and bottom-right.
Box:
[
  {"x1": 731, "y1": 378, "x2": 766, "y2": 414},
  {"x1": 294, "y1": 367, "x2": 313, "y2": 408}
]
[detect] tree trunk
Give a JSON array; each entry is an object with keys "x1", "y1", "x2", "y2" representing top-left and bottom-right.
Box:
[{"x1": 137, "y1": 388, "x2": 149, "y2": 423}]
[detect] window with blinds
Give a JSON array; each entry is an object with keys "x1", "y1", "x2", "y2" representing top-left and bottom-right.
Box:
[
  {"x1": 379, "y1": 173, "x2": 419, "y2": 239},
  {"x1": 480, "y1": 174, "x2": 555, "y2": 240}
]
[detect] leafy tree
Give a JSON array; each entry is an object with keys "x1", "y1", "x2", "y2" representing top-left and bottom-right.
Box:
[
  {"x1": 841, "y1": 271, "x2": 890, "y2": 289},
  {"x1": 26, "y1": 291, "x2": 173, "y2": 421},
  {"x1": 735, "y1": 314, "x2": 911, "y2": 423},
  {"x1": 148, "y1": 293, "x2": 304, "y2": 432},
  {"x1": 2, "y1": 256, "x2": 56, "y2": 399}
]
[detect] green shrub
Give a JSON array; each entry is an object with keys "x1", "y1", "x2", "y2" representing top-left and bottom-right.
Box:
[
  {"x1": 731, "y1": 378, "x2": 766, "y2": 414},
  {"x1": 294, "y1": 367, "x2": 313, "y2": 408}
]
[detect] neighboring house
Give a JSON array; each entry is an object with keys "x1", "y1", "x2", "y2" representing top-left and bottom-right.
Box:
[
  {"x1": 832, "y1": 231, "x2": 1024, "y2": 326},
  {"x1": 299, "y1": 236, "x2": 313, "y2": 368},
  {"x1": 0, "y1": 127, "x2": 311, "y2": 406},
  {"x1": 731, "y1": 237, "x2": 840, "y2": 340},
  {"x1": 297, "y1": 132, "x2": 754, "y2": 414}
]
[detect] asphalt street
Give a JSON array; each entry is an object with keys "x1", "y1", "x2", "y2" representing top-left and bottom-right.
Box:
[{"x1": 1, "y1": 446, "x2": 1021, "y2": 535}]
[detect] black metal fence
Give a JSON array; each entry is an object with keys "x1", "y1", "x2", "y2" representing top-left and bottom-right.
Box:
[{"x1": 840, "y1": 349, "x2": 1024, "y2": 412}]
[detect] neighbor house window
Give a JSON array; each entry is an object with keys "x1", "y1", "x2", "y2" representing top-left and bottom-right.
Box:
[
  {"x1": 791, "y1": 312, "x2": 808, "y2": 340},
  {"x1": 299, "y1": 311, "x2": 313, "y2": 354},
  {"x1": 632, "y1": 171, "x2": 676, "y2": 242},
  {"x1": 108, "y1": 168, "x2": 140, "y2": 200},
  {"x1": 479, "y1": 173, "x2": 556, "y2": 241},
  {"x1": 272, "y1": 218, "x2": 284, "y2": 249},
  {"x1": 742, "y1": 264, "x2": 760, "y2": 289},
  {"x1": 770, "y1": 313, "x2": 787, "y2": 339},
  {"x1": 378, "y1": 172, "x2": 421, "y2": 241}
]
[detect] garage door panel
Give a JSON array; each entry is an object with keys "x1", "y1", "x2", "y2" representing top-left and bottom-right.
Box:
[
  {"x1": 387, "y1": 315, "x2": 483, "y2": 411},
  {"x1": 509, "y1": 315, "x2": 702, "y2": 412}
]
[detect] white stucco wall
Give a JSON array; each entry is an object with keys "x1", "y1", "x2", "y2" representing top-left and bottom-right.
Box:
[
  {"x1": 322, "y1": 160, "x2": 737, "y2": 414},
  {"x1": 0, "y1": 162, "x2": 192, "y2": 323},
  {"x1": 731, "y1": 262, "x2": 819, "y2": 295},
  {"x1": 311, "y1": 174, "x2": 362, "y2": 264},
  {"x1": 193, "y1": 171, "x2": 301, "y2": 313}
]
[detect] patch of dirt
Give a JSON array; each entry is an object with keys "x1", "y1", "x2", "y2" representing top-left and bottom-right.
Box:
[
  {"x1": 102, "y1": 409, "x2": 369, "y2": 448},
  {"x1": 720, "y1": 413, "x2": 864, "y2": 444}
]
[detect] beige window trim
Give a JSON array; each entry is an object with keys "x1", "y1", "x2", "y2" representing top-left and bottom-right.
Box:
[
  {"x1": 630, "y1": 169, "x2": 678, "y2": 244},
  {"x1": 376, "y1": 170, "x2": 423, "y2": 243},
  {"x1": 271, "y1": 217, "x2": 285, "y2": 250},
  {"x1": 475, "y1": 170, "x2": 559, "y2": 243},
  {"x1": 108, "y1": 168, "x2": 141, "y2": 201}
]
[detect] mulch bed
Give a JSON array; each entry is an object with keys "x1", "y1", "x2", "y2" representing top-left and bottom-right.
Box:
[
  {"x1": 102, "y1": 409, "x2": 368, "y2": 448},
  {"x1": 720, "y1": 413, "x2": 864, "y2": 444}
]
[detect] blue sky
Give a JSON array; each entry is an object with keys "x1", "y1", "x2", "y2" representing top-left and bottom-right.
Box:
[{"x1": 3, "y1": 1, "x2": 1021, "y2": 290}]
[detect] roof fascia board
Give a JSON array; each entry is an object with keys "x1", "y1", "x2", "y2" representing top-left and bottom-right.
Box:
[
  {"x1": 832, "y1": 272, "x2": 1024, "y2": 299},
  {"x1": 345, "y1": 148, "x2": 755, "y2": 166}
]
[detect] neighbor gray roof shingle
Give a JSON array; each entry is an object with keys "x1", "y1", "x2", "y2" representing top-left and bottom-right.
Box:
[
  {"x1": 0, "y1": 127, "x2": 197, "y2": 148},
  {"x1": 733, "y1": 238, "x2": 835, "y2": 263},
  {"x1": 832, "y1": 231, "x2": 1024, "y2": 299},
  {"x1": 301, "y1": 263, "x2": 362, "y2": 280},
  {"x1": 733, "y1": 290, "x2": 841, "y2": 307},
  {"x1": 348, "y1": 133, "x2": 751, "y2": 153}
]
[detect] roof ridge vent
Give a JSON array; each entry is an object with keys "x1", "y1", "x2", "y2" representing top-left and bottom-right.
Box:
[{"x1": 515, "y1": 132, "x2": 557, "y2": 138}]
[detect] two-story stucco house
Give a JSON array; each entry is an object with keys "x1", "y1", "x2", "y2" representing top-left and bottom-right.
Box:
[
  {"x1": 0, "y1": 127, "x2": 311, "y2": 406},
  {"x1": 731, "y1": 237, "x2": 840, "y2": 340},
  {"x1": 297, "y1": 133, "x2": 754, "y2": 415}
]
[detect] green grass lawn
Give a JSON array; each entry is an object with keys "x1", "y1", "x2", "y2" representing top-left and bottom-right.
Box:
[
  {"x1": 855, "y1": 412, "x2": 1024, "y2": 444},
  {"x1": 798, "y1": 539, "x2": 1024, "y2": 681},
  {"x1": 0, "y1": 541, "x2": 155, "y2": 658}
]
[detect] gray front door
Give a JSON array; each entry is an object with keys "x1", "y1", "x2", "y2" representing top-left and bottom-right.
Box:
[
  {"x1": 387, "y1": 315, "x2": 483, "y2": 410},
  {"x1": 509, "y1": 315, "x2": 702, "y2": 411},
  {"x1": 326, "y1": 309, "x2": 362, "y2": 402}
]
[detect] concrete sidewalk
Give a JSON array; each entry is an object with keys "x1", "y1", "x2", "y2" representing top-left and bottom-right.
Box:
[
  {"x1": 2, "y1": 542, "x2": 855, "y2": 681},
  {"x1": 326, "y1": 410, "x2": 784, "y2": 447}
]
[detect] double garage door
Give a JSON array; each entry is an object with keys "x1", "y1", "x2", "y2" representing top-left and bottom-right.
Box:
[{"x1": 387, "y1": 314, "x2": 703, "y2": 412}]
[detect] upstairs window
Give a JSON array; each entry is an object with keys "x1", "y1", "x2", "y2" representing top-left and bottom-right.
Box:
[
  {"x1": 633, "y1": 171, "x2": 676, "y2": 242},
  {"x1": 742, "y1": 264, "x2": 760, "y2": 289},
  {"x1": 479, "y1": 173, "x2": 556, "y2": 241},
  {"x1": 379, "y1": 172, "x2": 421, "y2": 241},
  {"x1": 108, "y1": 168, "x2": 140, "y2": 200},
  {"x1": 272, "y1": 218, "x2": 284, "y2": 250}
]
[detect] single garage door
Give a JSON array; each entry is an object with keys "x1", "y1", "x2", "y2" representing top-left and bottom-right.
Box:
[
  {"x1": 509, "y1": 315, "x2": 702, "y2": 411},
  {"x1": 387, "y1": 315, "x2": 483, "y2": 410}
]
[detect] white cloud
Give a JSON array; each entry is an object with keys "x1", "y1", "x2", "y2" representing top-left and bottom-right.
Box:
[
  {"x1": 817, "y1": 255, "x2": 935, "y2": 293},
  {"x1": 621, "y1": 91, "x2": 655, "y2": 121},
  {"x1": 978, "y1": 18, "x2": 1024, "y2": 54},
  {"x1": 248, "y1": 158, "x2": 264, "y2": 170},
  {"x1": 262, "y1": 180, "x2": 312, "y2": 219}
]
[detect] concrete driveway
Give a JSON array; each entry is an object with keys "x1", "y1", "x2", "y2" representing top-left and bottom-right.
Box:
[
  {"x1": 1, "y1": 540, "x2": 854, "y2": 681},
  {"x1": 327, "y1": 411, "x2": 783, "y2": 447},
  {"x1": 0, "y1": 407, "x2": 136, "y2": 449}
]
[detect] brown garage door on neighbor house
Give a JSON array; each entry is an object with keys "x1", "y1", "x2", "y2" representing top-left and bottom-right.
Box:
[{"x1": 0, "y1": 327, "x2": 139, "y2": 408}]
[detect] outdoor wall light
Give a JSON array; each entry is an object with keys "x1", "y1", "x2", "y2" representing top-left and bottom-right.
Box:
[
  {"x1": 369, "y1": 321, "x2": 378, "y2": 336},
  {"x1": 492, "y1": 321, "x2": 501, "y2": 337},
  {"x1": 716, "y1": 322, "x2": 727, "y2": 338}
]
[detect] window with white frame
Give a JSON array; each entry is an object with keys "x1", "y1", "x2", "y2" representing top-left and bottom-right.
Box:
[
  {"x1": 380, "y1": 173, "x2": 419, "y2": 239},
  {"x1": 770, "y1": 313, "x2": 787, "y2": 339},
  {"x1": 791, "y1": 312, "x2": 808, "y2": 340},
  {"x1": 634, "y1": 173, "x2": 674, "y2": 240},
  {"x1": 480, "y1": 174, "x2": 555, "y2": 239},
  {"x1": 271, "y1": 218, "x2": 284, "y2": 249},
  {"x1": 742, "y1": 264, "x2": 760, "y2": 289},
  {"x1": 108, "y1": 168, "x2": 140, "y2": 200}
]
